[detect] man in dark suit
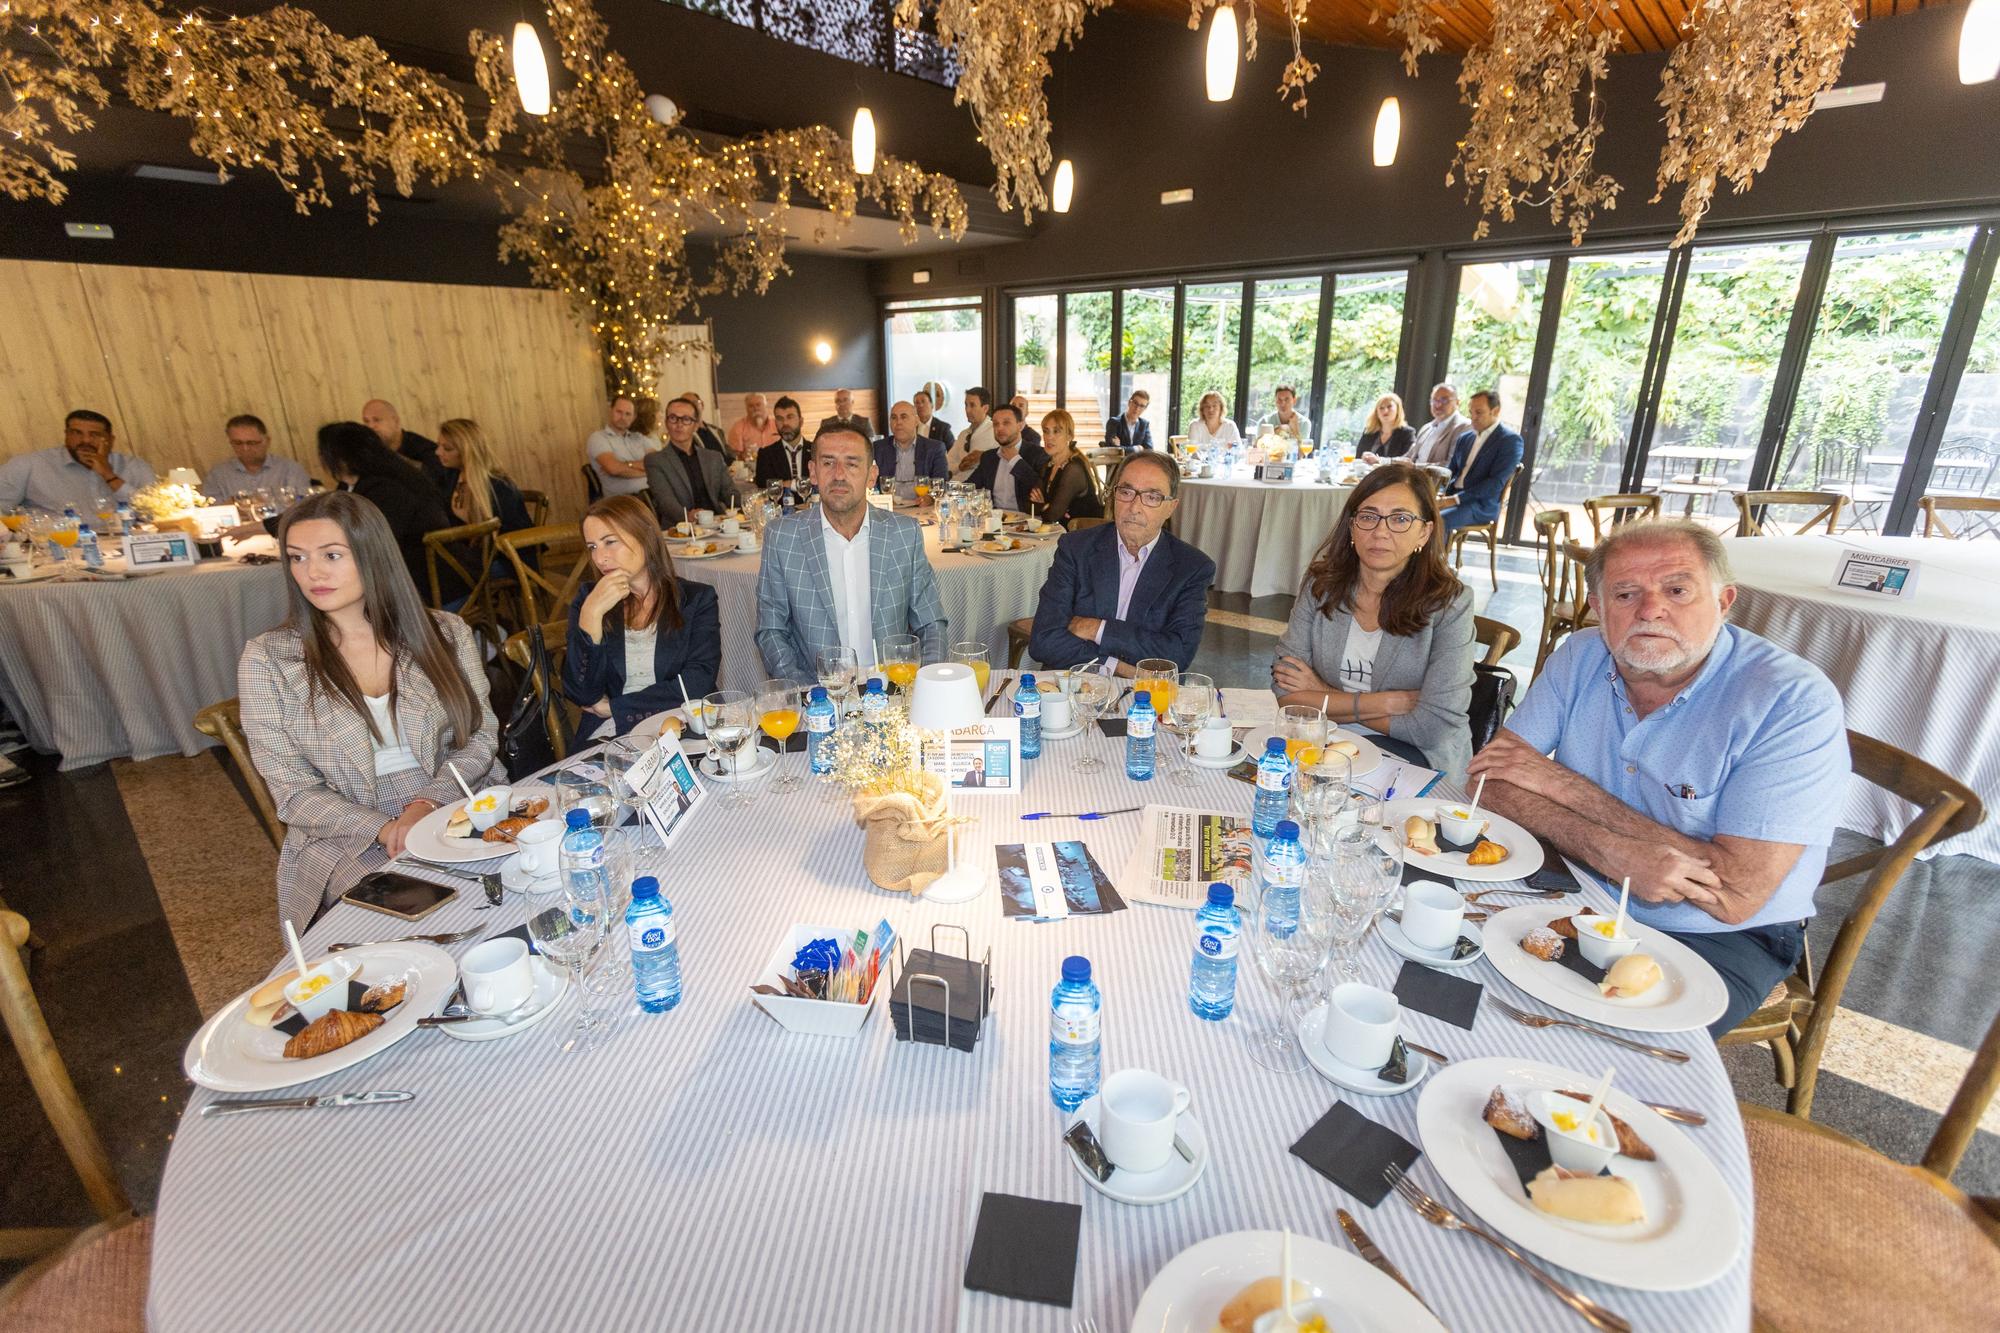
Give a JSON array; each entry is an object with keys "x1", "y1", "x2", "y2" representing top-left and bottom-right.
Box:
[
  {"x1": 1009, "y1": 394, "x2": 1044, "y2": 452},
  {"x1": 967, "y1": 403, "x2": 1050, "y2": 513},
  {"x1": 755, "y1": 406, "x2": 813, "y2": 489},
  {"x1": 874, "y1": 401, "x2": 949, "y2": 483},
  {"x1": 1030, "y1": 451, "x2": 1215, "y2": 674},
  {"x1": 1440, "y1": 389, "x2": 1525, "y2": 534},
  {"x1": 1104, "y1": 390, "x2": 1155, "y2": 451},
  {"x1": 645, "y1": 399, "x2": 745, "y2": 526},
  {"x1": 361, "y1": 397, "x2": 447, "y2": 489},
  {"x1": 959, "y1": 756, "x2": 986, "y2": 788},
  {"x1": 814, "y1": 388, "x2": 874, "y2": 442},
  {"x1": 914, "y1": 388, "x2": 954, "y2": 447}
]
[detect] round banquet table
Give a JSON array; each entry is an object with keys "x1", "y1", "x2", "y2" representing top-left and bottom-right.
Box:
[
  {"x1": 1175, "y1": 469, "x2": 1354, "y2": 598},
  {"x1": 692, "y1": 514, "x2": 1060, "y2": 691},
  {"x1": 0, "y1": 548, "x2": 287, "y2": 770},
  {"x1": 1722, "y1": 535, "x2": 2000, "y2": 863},
  {"x1": 149, "y1": 674, "x2": 1752, "y2": 1332}
]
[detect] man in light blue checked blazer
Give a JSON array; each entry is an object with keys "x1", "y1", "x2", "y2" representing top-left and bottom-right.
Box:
[{"x1": 755, "y1": 425, "x2": 950, "y2": 681}]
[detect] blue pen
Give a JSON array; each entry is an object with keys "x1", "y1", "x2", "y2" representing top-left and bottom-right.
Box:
[
  {"x1": 1020, "y1": 806, "x2": 1143, "y2": 821},
  {"x1": 1381, "y1": 764, "x2": 1405, "y2": 801}
]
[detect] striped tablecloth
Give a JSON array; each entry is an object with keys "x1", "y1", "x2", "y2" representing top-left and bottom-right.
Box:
[
  {"x1": 1176, "y1": 471, "x2": 1354, "y2": 599},
  {"x1": 149, "y1": 681, "x2": 1751, "y2": 1331}
]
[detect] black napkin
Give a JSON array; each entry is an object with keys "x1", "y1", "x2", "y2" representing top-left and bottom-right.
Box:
[
  {"x1": 1554, "y1": 938, "x2": 1608, "y2": 987},
  {"x1": 1392, "y1": 960, "x2": 1483, "y2": 1030},
  {"x1": 963, "y1": 1192, "x2": 1081, "y2": 1307},
  {"x1": 1289, "y1": 1102, "x2": 1421, "y2": 1208},
  {"x1": 1096, "y1": 716, "x2": 1127, "y2": 738},
  {"x1": 890, "y1": 948, "x2": 991, "y2": 1051},
  {"x1": 273, "y1": 978, "x2": 370, "y2": 1037},
  {"x1": 495, "y1": 921, "x2": 543, "y2": 956}
]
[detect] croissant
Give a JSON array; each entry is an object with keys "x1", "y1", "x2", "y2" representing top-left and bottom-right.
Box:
[
  {"x1": 483, "y1": 816, "x2": 534, "y2": 844},
  {"x1": 1548, "y1": 915, "x2": 1580, "y2": 940},
  {"x1": 283, "y1": 1008, "x2": 383, "y2": 1059},
  {"x1": 1466, "y1": 837, "x2": 1510, "y2": 866}
]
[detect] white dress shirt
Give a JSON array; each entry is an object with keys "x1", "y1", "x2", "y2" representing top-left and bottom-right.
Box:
[
  {"x1": 1413, "y1": 411, "x2": 1469, "y2": 467},
  {"x1": 992, "y1": 452, "x2": 1023, "y2": 512},
  {"x1": 820, "y1": 506, "x2": 873, "y2": 662},
  {"x1": 1455, "y1": 423, "x2": 1499, "y2": 488},
  {"x1": 1093, "y1": 533, "x2": 1159, "y2": 675},
  {"x1": 948, "y1": 418, "x2": 995, "y2": 473}
]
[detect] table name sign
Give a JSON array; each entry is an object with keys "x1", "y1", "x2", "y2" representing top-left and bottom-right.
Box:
[
  {"x1": 1830, "y1": 549, "x2": 1920, "y2": 601},
  {"x1": 919, "y1": 717, "x2": 1022, "y2": 795},
  {"x1": 123, "y1": 530, "x2": 197, "y2": 570},
  {"x1": 189, "y1": 504, "x2": 244, "y2": 539},
  {"x1": 623, "y1": 733, "x2": 708, "y2": 849},
  {"x1": 1253, "y1": 462, "x2": 1296, "y2": 484}
]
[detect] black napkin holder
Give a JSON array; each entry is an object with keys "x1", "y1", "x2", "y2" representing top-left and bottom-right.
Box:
[{"x1": 890, "y1": 926, "x2": 991, "y2": 1052}]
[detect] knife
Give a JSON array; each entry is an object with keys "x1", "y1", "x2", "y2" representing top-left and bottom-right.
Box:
[
  {"x1": 202, "y1": 1090, "x2": 414, "y2": 1117},
  {"x1": 1336, "y1": 1208, "x2": 1433, "y2": 1315}
]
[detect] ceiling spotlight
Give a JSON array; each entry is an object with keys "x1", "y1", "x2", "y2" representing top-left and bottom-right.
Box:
[
  {"x1": 644, "y1": 94, "x2": 680, "y2": 126},
  {"x1": 1963, "y1": 0, "x2": 2000, "y2": 84},
  {"x1": 852, "y1": 107, "x2": 877, "y2": 175},
  {"x1": 1051, "y1": 158, "x2": 1075, "y2": 213},
  {"x1": 813, "y1": 339, "x2": 835, "y2": 365},
  {"x1": 1205, "y1": 6, "x2": 1240, "y2": 103},
  {"x1": 512, "y1": 22, "x2": 551, "y2": 117},
  {"x1": 1373, "y1": 97, "x2": 1401, "y2": 168}
]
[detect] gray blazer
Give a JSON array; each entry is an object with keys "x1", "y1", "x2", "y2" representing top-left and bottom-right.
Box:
[
  {"x1": 645, "y1": 442, "x2": 745, "y2": 526},
  {"x1": 1275, "y1": 581, "x2": 1476, "y2": 781},
  {"x1": 754, "y1": 506, "x2": 949, "y2": 681}
]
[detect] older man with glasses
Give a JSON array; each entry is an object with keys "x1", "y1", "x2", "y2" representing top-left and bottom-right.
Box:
[{"x1": 1028, "y1": 451, "x2": 1215, "y2": 676}]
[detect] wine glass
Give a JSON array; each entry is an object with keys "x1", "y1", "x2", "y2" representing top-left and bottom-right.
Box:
[
  {"x1": 1070, "y1": 671, "x2": 1117, "y2": 771},
  {"x1": 1167, "y1": 671, "x2": 1214, "y2": 787},
  {"x1": 1295, "y1": 751, "x2": 1355, "y2": 857},
  {"x1": 1, "y1": 507, "x2": 25, "y2": 536},
  {"x1": 528, "y1": 892, "x2": 607, "y2": 1053},
  {"x1": 47, "y1": 513, "x2": 79, "y2": 568},
  {"x1": 914, "y1": 479, "x2": 932, "y2": 508},
  {"x1": 881, "y1": 633, "x2": 920, "y2": 696},
  {"x1": 816, "y1": 646, "x2": 858, "y2": 722},
  {"x1": 1324, "y1": 823, "x2": 1404, "y2": 987},
  {"x1": 951, "y1": 641, "x2": 991, "y2": 702},
  {"x1": 703, "y1": 689, "x2": 757, "y2": 807},
  {"x1": 1242, "y1": 863, "x2": 1334, "y2": 1073},
  {"x1": 601, "y1": 739, "x2": 654, "y2": 847},
  {"x1": 757, "y1": 677, "x2": 804, "y2": 794}
]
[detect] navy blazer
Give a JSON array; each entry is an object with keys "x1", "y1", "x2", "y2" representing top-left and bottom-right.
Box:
[
  {"x1": 562, "y1": 578, "x2": 721, "y2": 741},
  {"x1": 1444, "y1": 425, "x2": 1525, "y2": 525},
  {"x1": 1104, "y1": 416, "x2": 1155, "y2": 451},
  {"x1": 873, "y1": 436, "x2": 950, "y2": 481},
  {"x1": 923, "y1": 417, "x2": 954, "y2": 446},
  {"x1": 967, "y1": 441, "x2": 1051, "y2": 501},
  {"x1": 1029, "y1": 523, "x2": 1215, "y2": 671}
]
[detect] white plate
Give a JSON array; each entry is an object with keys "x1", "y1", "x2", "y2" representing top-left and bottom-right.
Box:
[
  {"x1": 1483, "y1": 904, "x2": 1728, "y2": 1033},
  {"x1": 1037, "y1": 721, "x2": 1088, "y2": 742},
  {"x1": 184, "y1": 942, "x2": 457, "y2": 1092},
  {"x1": 1382, "y1": 798, "x2": 1544, "y2": 883},
  {"x1": 0, "y1": 564, "x2": 62, "y2": 584},
  {"x1": 1379, "y1": 916, "x2": 1486, "y2": 970},
  {"x1": 1128, "y1": 1229, "x2": 1445, "y2": 1333},
  {"x1": 1240, "y1": 725, "x2": 1381, "y2": 779},
  {"x1": 671, "y1": 543, "x2": 740, "y2": 560},
  {"x1": 1064, "y1": 1100, "x2": 1210, "y2": 1206},
  {"x1": 701, "y1": 745, "x2": 776, "y2": 783},
  {"x1": 1186, "y1": 741, "x2": 1250, "y2": 770},
  {"x1": 1415, "y1": 1056, "x2": 1743, "y2": 1291},
  {"x1": 664, "y1": 523, "x2": 720, "y2": 539},
  {"x1": 403, "y1": 784, "x2": 556, "y2": 864},
  {"x1": 969, "y1": 539, "x2": 1039, "y2": 556},
  {"x1": 438, "y1": 957, "x2": 569, "y2": 1041},
  {"x1": 1297, "y1": 1003, "x2": 1432, "y2": 1096},
  {"x1": 499, "y1": 854, "x2": 562, "y2": 896}
]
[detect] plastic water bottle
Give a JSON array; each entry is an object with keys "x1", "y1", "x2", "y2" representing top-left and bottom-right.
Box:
[
  {"x1": 1258, "y1": 820, "x2": 1306, "y2": 940},
  {"x1": 1252, "y1": 736, "x2": 1292, "y2": 837},
  {"x1": 75, "y1": 524, "x2": 102, "y2": 569},
  {"x1": 805, "y1": 685, "x2": 837, "y2": 775},
  {"x1": 1125, "y1": 689, "x2": 1156, "y2": 780},
  {"x1": 625, "y1": 876, "x2": 682, "y2": 1013},
  {"x1": 1013, "y1": 672, "x2": 1042, "y2": 758},
  {"x1": 115, "y1": 500, "x2": 135, "y2": 536},
  {"x1": 859, "y1": 677, "x2": 888, "y2": 726},
  {"x1": 1188, "y1": 882, "x2": 1240, "y2": 1021},
  {"x1": 559, "y1": 808, "x2": 613, "y2": 917},
  {"x1": 1049, "y1": 955, "x2": 1102, "y2": 1112}
]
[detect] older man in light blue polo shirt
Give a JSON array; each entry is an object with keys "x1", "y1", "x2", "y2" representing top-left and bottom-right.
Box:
[{"x1": 1469, "y1": 518, "x2": 1848, "y2": 1036}]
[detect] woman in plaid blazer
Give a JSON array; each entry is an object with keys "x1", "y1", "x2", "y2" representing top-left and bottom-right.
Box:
[{"x1": 239, "y1": 490, "x2": 501, "y2": 935}]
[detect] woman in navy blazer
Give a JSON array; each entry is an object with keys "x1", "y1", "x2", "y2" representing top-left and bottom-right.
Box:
[{"x1": 563, "y1": 495, "x2": 721, "y2": 742}]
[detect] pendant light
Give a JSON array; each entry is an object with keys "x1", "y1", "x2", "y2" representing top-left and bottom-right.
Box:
[
  {"x1": 1372, "y1": 97, "x2": 1402, "y2": 167},
  {"x1": 852, "y1": 107, "x2": 877, "y2": 175},
  {"x1": 1051, "y1": 158, "x2": 1075, "y2": 213},
  {"x1": 1963, "y1": 0, "x2": 2000, "y2": 84},
  {"x1": 1205, "y1": 6, "x2": 1240, "y2": 103},
  {"x1": 511, "y1": 21, "x2": 552, "y2": 117}
]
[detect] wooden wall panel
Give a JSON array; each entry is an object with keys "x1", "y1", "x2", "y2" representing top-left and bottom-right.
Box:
[{"x1": 0, "y1": 261, "x2": 126, "y2": 458}]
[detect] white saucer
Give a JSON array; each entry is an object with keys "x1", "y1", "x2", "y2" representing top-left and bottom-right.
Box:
[
  {"x1": 1036, "y1": 721, "x2": 1087, "y2": 742},
  {"x1": 1297, "y1": 1003, "x2": 1432, "y2": 1096},
  {"x1": 1063, "y1": 1098, "x2": 1210, "y2": 1205},
  {"x1": 500, "y1": 854, "x2": 562, "y2": 896},
  {"x1": 701, "y1": 745, "x2": 776, "y2": 783},
  {"x1": 1379, "y1": 916, "x2": 1487, "y2": 970},
  {"x1": 1186, "y1": 742, "x2": 1249, "y2": 769},
  {"x1": 439, "y1": 958, "x2": 569, "y2": 1041}
]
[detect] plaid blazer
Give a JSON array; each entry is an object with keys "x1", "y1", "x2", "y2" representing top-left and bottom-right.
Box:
[
  {"x1": 238, "y1": 612, "x2": 501, "y2": 935},
  {"x1": 754, "y1": 506, "x2": 949, "y2": 680}
]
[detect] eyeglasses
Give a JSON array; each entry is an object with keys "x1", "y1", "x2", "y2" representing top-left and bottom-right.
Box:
[
  {"x1": 1351, "y1": 510, "x2": 1422, "y2": 532},
  {"x1": 1113, "y1": 485, "x2": 1172, "y2": 509},
  {"x1": 664, "y1": 414, "x2": 697, "y2": 425}
]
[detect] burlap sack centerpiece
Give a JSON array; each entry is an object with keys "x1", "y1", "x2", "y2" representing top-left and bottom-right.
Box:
[{"x1": 853, "y1": 769, "x2": 953, "y2": 894}]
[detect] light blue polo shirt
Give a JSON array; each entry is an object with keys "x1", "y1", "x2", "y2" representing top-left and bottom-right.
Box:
[{"x1": 1506, "y1": 624, "x2": 1848, "y2": 934}]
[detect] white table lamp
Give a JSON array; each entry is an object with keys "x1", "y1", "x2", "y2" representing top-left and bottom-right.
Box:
[{"x1": 907, "y1": 662, "x2": 986, "y2": 903}]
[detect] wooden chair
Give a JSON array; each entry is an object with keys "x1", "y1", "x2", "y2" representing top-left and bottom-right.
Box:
[
  {"x1": 1068, "y1": 515, "x2": 1110, "y2": 531},
  {"x1": 1530, "y1": 510, "x2": 1583, "y2": 673},
  {"x1": 518, "y1": 488, "x2": 551, "y2": 528},
  {"x1": 192, "y1": 698, "x2": 286, "y2": 850},
  {"x1": 502, "y1": 622, "x2": 579, "y2": 761},
  {"x1": 1733, "y1": 489, "x2": 1845, "y2": 536},
  {"x1": 1719, "y1": 732, "x2": 1983, "y2": 1118},
  {"x1": 423, "y1": 518, "x2": 503, "y2": 646},
  {"x1": 1580, "y1": 492, "x2": 1661, "y2": 542},
  {"x1": 1471, "y1": 615, "x2": 1519, "y2": 667},
  {"x1": 1446, "y1": 464, "x2": 1522, "y2": 590},
  {"x1": 1740, "y1": 999, "x2": 2000, "y2": 1332},
  {"x1": 497, "y1": 524, "x2": 589, "y2": 628},
  {"x1": 581, "y1": 462, "x2": 604, "y2": 503},
  {"x1": 1918, "y1": 494, "x2": 2000, "y2": 539},
  {"x1": 1006, "y1": 618, "x2": 1036, "y2": 670}
]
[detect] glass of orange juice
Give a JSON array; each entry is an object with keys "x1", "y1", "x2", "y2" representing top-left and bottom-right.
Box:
[
  {"x1": 914, "y1": 480, "x2": 932, "y2": 507},
  {"x1": 950, "y1": 642, "x2": 991, "y2": 699},
  {"x1": 48, "y1": 515, "x2": 80, "y2": 567},
  {"x1": 881, "y1": 634, "x2": 920, "y2": 695},
  {"x1": 1134, "y1": 659, "x2": 1177, "y2": 722},
  {"x1": 1, "y1": 508, "x2": 25, "y2": 534},
  {"x1": 757, "y1": 678, "x2": 804, "y2": 794},
  {"x1": 1280, "y1": 704, "x2": 1328, "y2": 768}
]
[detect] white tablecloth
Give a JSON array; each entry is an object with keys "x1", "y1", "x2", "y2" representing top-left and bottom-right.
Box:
[
  {"x1": 1723, "y1": 536, "x2": 2000, "y2": 863},
  {"x1": 149, "y1": 685, "x2": 1751, "y2": 1332},
  {"x1": 1175, "y1": 471, "x2": 1354, "y2": 598}
]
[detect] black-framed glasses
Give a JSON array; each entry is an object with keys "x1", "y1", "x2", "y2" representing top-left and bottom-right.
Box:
[
  {"x1": 1351, "y1": 510, "x2": 1422, "y2": 532},
  {"x1": 1113, "y1": 484, "x2": 1172, "y2": 509},
  {"x1": 664, "y1": 413, "x2": 697, "y2": 425}
]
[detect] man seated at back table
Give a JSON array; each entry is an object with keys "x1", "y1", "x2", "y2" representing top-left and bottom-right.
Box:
[
  {"x1": 754, "y1": 425, "x2": 950, "y2": 682},
  {"x1": 0, "y1": 409, "x2": 156, "y2": 512},
  {"x1": 873, "y1": 401, "x2": 949, "y2": 486},
  {"x1": 202, "y1": 414, "x2": 310, "y2": 501},
  {"x1": 646, "y1": 395, "x2": 746, "y2": 527},
  {"x1": 1466, "y1": 519, "x2": 1849, "y2": 1037},
  {"x1": 1029, "y1": 451, "x2": 1214, "y2": 676},
  {"x1": 966, "y1": 403, "x2": 1049, "y2": 513},
  {"x1": 1438, "y1": 389, "x2": 1523, "y2": 534}
]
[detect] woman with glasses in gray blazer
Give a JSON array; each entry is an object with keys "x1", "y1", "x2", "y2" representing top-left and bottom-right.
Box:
[{"x1": 1272, "y1": 464, "x2": 1476, "y2": 780}]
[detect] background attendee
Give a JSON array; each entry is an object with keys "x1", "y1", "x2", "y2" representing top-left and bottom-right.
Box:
[
  {"x1": 645, "y1": 396, "x2": 744, "y2": 526},
  {"x1": 238, "y1": 488, "x2": 499, "y2": 934},
  {"x1": 315, "y1": 421, "x2": 458, "y2": 593},
  {"x1": 754, "y1": 425, "x2": 948, "y2": 681},
  {"x1": 1105, "y1": 391, "x2": 1154, "y2": 451},
  {"x1": 914, "y1": 388, "x2": 954, "y2": 446},
  {"x1": 1027, "y1": 409, "x2": 1104, "y2": 528},
  {"x1": 0, "y1": 409, "x2": 156, "y2": 512},
  {"x1": 1187, "y1": 391, "x2": 1240, "y2": 448},
  {"x1": 1440, "y1": 390, "x2": 1524, "y2": 534},
  {"x1": 816, "y1": 388, "x2": 874, "y2": 442},
  {"x1": 1257, "y1": 385, "x2": 1313, "y2": 443},
  {"x1": 1357, "y1": 392, "x2": 1416, "y2": 462},
  {"x1": 874, "y1": 400, "x2": 949, "y2": 484},
  {"x1": 681, "y1": 392, "x2": 727, "y2": 455},
  {"x1": 564, "y1": 495, "x2": 720, "y2": 741},
  {"x1": 1009, "y1": 393, "x2": 1044, "y2": 451},
  {"x1": 1273, "y1": 466, "x2": 1475, "y2": 778},
  {"x1": 968, "y1": 403, "x2": 1050, "y2": 512},
  {"x1": 586, "y1": 396, "x2": 652, "y2": 498},
  {"x1": 756, "y1": 405, "x2": 814, "y2": 488},
  {"x1": 1029, "y1": 451, "x2": 1214, "y2": 675},
  {"x1": 949, "y1": 386, "x2": 996, "y2": 475},
  {"x1": 203, "y1": 414, "x2": 309, "y2": 500},
  {"x1": 630, "y1": 396, "x2": 662, "y2": 443},
  {"x1": 361, "y1": 398, "x2": 445, "y2": 488},
  {"x1": 436, "y1": 418, "x2": 531, "y2": 535},
  {"x1": 727, "y1": 392, "x2": 780, "y2": 460},
  {"x1": 1410, "y1": 383, "x2": 1469, "y2": 467}
]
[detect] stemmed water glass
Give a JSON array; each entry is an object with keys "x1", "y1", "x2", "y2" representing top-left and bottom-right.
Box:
[
  {"x1": 1295, "y1": 751, "x2": 1355, "y2": 857},
  {"x1": 528, "y1": 889, "x2": 607, "y2": 1053},
  {"x1": 703, "y1": 689, "x2": 757, "y2": 807},
  {"x1": 816, "y1": 646, "x2": 859, "y2": 721},
  {"x1": 1133, "y1": 659, "x2": 1177, "y2": 725},
  {"x1": 757, "y1": 677, "x2": 804, "y2": 794},
  {"x1": 1242, "y1": 864, "x2": 1335, "y2": 1073},
  {"x1": 1070, "y1": 671, "x2": 1117, "y2": 771},
  {"x1": 1322, "y1": 822, "x2": 1405, "y2": 987},
  {"x1": 1167, "y1": 671, "x2": 1214, "y2": 786}
]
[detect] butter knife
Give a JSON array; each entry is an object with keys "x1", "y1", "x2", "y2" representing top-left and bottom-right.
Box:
[
  {"x1": 1336, "y1": 1208, "x2": 1435, "y2": 1317},
  {"x1": 202, "y1": 1090, "x2": 414, "y2": 1117}
]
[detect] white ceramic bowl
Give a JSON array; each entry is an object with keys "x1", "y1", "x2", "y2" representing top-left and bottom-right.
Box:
[
  {"x1": 750, "y1": 924, "x2": 879, "y2": 1039},
  {"x1": 1532, "y1": 1089, "x2": 1618, "y2": 1174},
  {"x1": 466, "y1": 784, "x2": 513, "y2": 832},
  {"x1": 1573, "y1": 913, "x2": 1640, "y2": 970}
]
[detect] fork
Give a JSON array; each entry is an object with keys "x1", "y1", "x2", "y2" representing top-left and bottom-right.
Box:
[
  {"x1": 1487, "y1": 996, "x2": 1691, "y2": 1064},
  {"x1": 328, "y1": 925, "x2": 485, "y2": 951},
  {"x1": 1386, "y1": 1165, "x2": 1631, "y2": 1333},
  {"x1": 1462, "y1": 886, "x2": 1571, "y2": 903},
  {"x1": 1389, "y1": 907, "x2": 1489, "y2": 926}
]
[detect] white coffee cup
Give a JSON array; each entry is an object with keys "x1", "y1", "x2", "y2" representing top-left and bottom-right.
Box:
[
  {"x1": 691, "y1": 508, "x2": 715, "y2": 527},
  {"x1": 462, "y1": 938, "x2": 536, "y2": 1017},
  {"x1": 1322, "y1": 981, "x2": 1399, "y2": 1070},
  {"x1": 983, "y1": 511, "x2": 1002, "y2": 533},
  {"x1": 720, "y1": 516, "x2": 741, "y2": 535},
  {"x1": 466, "y1": 784, "x2": 513, "y2": 832},
  {"x1": 513, "y1": 820, "x2": 562, "y2": 880},
  {"x1": 1399, "y1": 879, "x2": 1466, "y2": 951},
  {"x1": 1097, "y1": 1069, "x2": 1192, "y2": 1174},
  {"x1": 1042, "y1": 689, "x2": 1073, "y2": 732},
  {"x1": 735, "y1": 530, "x2": 758, "y2": 552},
  {"x1": 1194, "y1": 716, "x2": 1234, "y2": 757}
]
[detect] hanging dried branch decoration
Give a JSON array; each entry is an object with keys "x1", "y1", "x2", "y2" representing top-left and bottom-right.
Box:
[
  {"x1": 1372, "y1": 0, "x2": 1444, "y2": 78},
  {"x1": 1276, "y1": 1, "x2": 1319, "y2": 112},
  {"x1": 1652, "y1": 0, "x2": 1854, "y2": 247},
  {"x1": 1448, "y1": 0, "x2": 1621, "y2": 244}
]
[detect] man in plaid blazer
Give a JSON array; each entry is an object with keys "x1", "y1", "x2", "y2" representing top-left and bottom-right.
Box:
[{"x1": 755, "y1": 425, "x2": 950, "y2": 681}]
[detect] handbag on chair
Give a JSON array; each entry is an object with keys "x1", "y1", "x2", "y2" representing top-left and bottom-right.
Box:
[
  {"x1": 500, "y1": 628, "x2": 557, "y2": 780},
  {"x1": 1467, "y1": 662, "x2": 1517, "y2": 754}
]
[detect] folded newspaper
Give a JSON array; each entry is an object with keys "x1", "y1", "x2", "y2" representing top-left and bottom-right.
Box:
[{"x1": 1116, "y1": 805, "x2": 1258, "y2": 909}]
